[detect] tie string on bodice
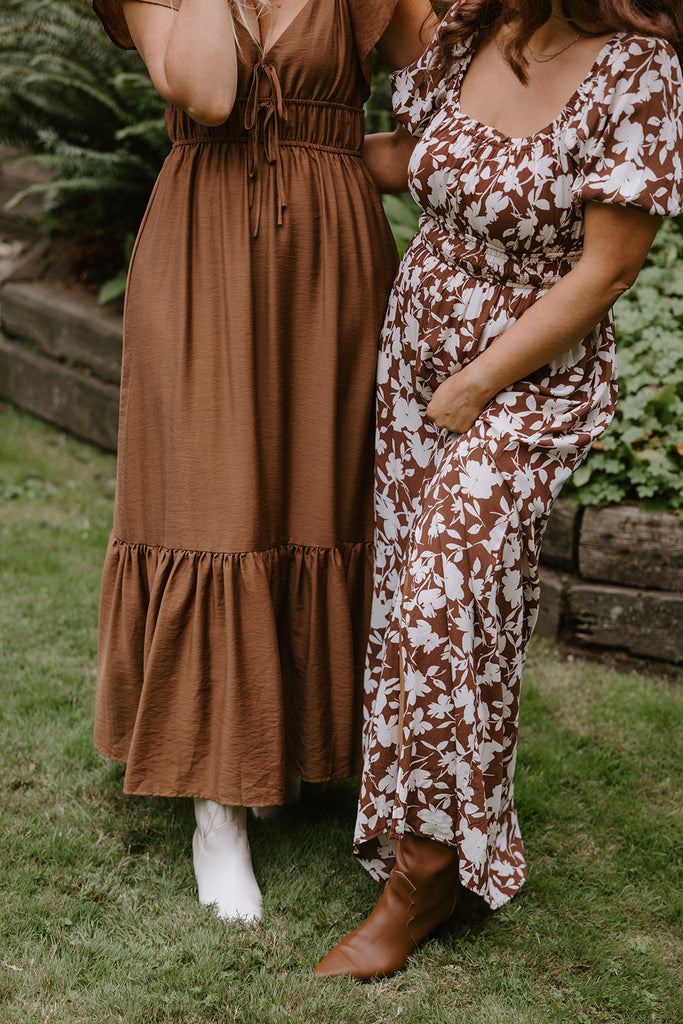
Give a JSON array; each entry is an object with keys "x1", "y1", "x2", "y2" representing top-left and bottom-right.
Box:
[{"x1": 244, "y1": 61, "x2": 289, "y2": 237}]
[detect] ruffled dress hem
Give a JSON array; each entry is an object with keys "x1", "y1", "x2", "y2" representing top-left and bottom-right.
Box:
[{"x1": 95, "y1": 535, "x2": 373, "y2": 805}]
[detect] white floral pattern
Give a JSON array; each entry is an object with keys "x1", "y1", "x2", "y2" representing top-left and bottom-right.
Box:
[{"x1": 354, "y1": 21, "x2": 683, "y2": 909}]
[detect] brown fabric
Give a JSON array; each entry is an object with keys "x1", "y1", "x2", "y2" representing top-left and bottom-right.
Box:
[
  {"x1": 92, "y1": 0, "x2": 179, "y2": 50},
  {"x1": 347, "y1": 0, "x2": 400, "y2": 81},
  {"x1": 94, "y1": 0, "x2": 399, "y2": 805}
]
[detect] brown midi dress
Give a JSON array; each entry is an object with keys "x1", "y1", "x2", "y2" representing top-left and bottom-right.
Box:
[
  {"x1": 92, "y1": 0, "x2": 399, "y2": 806},
  {"x1": 354, "y1": 20, "x2": 683, "y2": 908}
]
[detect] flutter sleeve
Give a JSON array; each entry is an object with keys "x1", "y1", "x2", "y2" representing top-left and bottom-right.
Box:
[
  {"x1": 347, "y1": 0, "x2": 399, "y2": 84},
  {"x1": 389, "y1": 8, "x2": 465, "y2": 138},
  {"x1": 92, "y1": 0, "x2": 181, "y2": 50},
  {"x1": 572, "y1": 36, "x2": 683, "y2": 216}
]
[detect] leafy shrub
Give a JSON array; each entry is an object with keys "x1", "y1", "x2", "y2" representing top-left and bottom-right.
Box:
[
  {"x1": 562, "y1": 218, "x2": 683, "y2": 512},
  {"x1": 0, "y1": 0, "x2": 168, "y2": 286},
  {"x1": 382, "y1": 192, "x2": 420, "y2": 256}
]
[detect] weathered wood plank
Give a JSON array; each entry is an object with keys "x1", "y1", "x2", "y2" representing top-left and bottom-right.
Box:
[
  {"x1": 0, "y1": 333, "x2": 119, "y2": 451},
  {"x1": 540, "y1": 499, "x2": 580, "y2": 572},
  {"x1": 0, "y1": 280, "x2": 123, "y2": 384},
  {"x1": 578, "y1": 505, "x2": 683, "y2": 592},
  {"x1": 567, "y1": 581, "x2": 683, "y2": 664}
]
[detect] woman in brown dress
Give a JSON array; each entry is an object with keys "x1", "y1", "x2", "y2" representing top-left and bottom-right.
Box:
[
  {"x1": 315, "y1": 0, "x2": 683, "y2": 979},
  {"x1": 92, "y1": 0, "x2": 434, "y2": 920}
]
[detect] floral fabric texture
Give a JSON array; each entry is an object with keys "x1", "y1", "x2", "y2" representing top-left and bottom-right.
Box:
[{"x1": 354, "y1": 22, "x2": 683, "y2": 909}]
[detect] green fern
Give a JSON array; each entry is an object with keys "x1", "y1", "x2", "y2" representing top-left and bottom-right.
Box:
[{"x1": 0, "y1": 0, "x2": 168, "y2": 283}]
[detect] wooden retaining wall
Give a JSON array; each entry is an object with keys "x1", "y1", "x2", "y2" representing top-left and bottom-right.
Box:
[
  {"x1": 0, "y1": 152, "x2": 121, "y2": 451},
  {"x1": 537, "y1": 503, "x2": 683, "y2": 665},
  {"x1": 0, "y1": 279, "x2": 121, "y2": 451}
]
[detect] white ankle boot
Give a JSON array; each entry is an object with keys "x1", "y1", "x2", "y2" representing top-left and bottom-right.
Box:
[{"x1": 192, "y1": 799, "x2": 263, "y2": 921}]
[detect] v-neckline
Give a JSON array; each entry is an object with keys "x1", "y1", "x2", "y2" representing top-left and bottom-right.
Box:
[{"x1": 246, "y1": 0, "x2": 317, "y2": 55}]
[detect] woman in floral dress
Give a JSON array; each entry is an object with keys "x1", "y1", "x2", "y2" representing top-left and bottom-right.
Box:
[{"x1": 316, "y1": 0, "x2": 683, "y2": 979}]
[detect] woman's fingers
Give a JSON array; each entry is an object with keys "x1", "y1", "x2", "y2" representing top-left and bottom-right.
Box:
[{"x1": 425, "y1": 370, "x2": 488, "y2": 433}]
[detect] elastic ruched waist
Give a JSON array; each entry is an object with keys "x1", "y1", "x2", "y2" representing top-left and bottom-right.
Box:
[
  {"x1": 420, "y1": 221, "x2": 582, "y2": 290},
  {"x1": 166, "y1": 64, "x2": 365, "y2": 237},
  {"x1": 167, "y1": 98, "x2": 365, "y2": 152}
]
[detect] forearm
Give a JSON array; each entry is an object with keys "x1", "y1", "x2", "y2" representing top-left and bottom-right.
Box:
[
  {"x1": 467, "y1": 262, "x2": 629, "y2": 405},
  {"x1": 164, "y1": 0, "x2": 237, "y2": 123},
  {"x1": 123, "y1": 0, "x2": 238, "y2": 126},
  {"x1": 362, "y1": 126, "x2": 416, "y2": 193},
  {"x1": 426, "y1": 203, "x2": 662, "y2": 432}
]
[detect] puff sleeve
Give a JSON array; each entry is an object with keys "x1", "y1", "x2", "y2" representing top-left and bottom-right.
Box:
[
  {"x1": 347, "y1": 0, "x2": 399, "y2": 84},
  {"x1": 92, "y1": 0, "x2": 181, "y2": 50},
  {"x1": 571, "y1": 36, "x2": 683, "y2": 216},
  {"x1": 389, "y1": 7, "x2": 465, "y2": 138}
]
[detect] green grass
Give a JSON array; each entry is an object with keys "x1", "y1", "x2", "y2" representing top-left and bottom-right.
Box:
[{"x1": 0, "y1": 402, "x2": 681, "y2": 1024}]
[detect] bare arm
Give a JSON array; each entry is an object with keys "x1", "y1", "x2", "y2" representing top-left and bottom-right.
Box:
[
  {"x1": 122, "y1": 0, "x2": 238, "y2": 126},
  {"x1": 362, "y1": 0, "x2": 434, "y2": 191},
  {"x1": 362, "y1": 125, "x2": 417, "y2": 194},
  {"x1": 426, "y1": 202, "x2": 662, "y2": 432}
]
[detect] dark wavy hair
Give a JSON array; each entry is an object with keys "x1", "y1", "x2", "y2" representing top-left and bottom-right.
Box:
[{"x1": 432, "y1": 0, "x2": 683, "y2": 81}]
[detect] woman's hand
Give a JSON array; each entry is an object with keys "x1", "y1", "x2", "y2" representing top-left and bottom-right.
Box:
[{"x1": 425, "y1": 362, "x2": 495, "y2": 433}]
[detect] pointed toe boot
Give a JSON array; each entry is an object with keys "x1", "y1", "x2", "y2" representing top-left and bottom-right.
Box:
[
  {"x1": 193, "y1": 799, "x2": 263, "y2": 922},
  {"x1": 314, "y1": 833, "x2": 459, "y2": 980}
]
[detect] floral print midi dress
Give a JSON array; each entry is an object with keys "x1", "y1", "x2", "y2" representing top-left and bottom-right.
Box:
[{"x1": 354, "y1": 18, "x2": 683, "y2": 909}]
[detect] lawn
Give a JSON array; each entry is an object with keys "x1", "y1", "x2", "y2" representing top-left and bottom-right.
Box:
[{"x1": 0, "y1": 403, "x2": 681, "y2": 1024}]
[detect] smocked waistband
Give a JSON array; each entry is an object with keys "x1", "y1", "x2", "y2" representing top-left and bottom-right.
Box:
[
  {"x1": 167, "y1": 96, "x2": 365, "y2": 152},
  {"x1": 419, "y1": 222, "x2": 582, "y2": 290},
  {"x1": 166, "y1": 62, "x2": 366, "y2": 238}
]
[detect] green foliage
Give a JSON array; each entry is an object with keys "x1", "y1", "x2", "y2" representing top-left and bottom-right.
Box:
[
  {"x1": 366, "y1": 51, "x2": 396, "y2": 135},
  {"x1": 0, "y1": 0, "x2": 168, "y2": 282},
  {"x1": 563, "y1": 218, "x2": 683, "y2": 512},
  {"x1": 382, "y1": 192, "x2": 420, "y2": 256}
]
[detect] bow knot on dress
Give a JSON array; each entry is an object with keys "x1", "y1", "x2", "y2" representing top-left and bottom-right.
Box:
[{"x1": 245, "y1": 60, "x2": 289, "y2": 235}]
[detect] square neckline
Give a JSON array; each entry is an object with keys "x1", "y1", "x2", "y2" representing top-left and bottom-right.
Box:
[{"x1": 453, "y1": 33, "x2": 622, "y2": 146}]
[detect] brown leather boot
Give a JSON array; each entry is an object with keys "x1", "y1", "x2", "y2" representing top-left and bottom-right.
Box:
[{"x1": 314, "y1": 833, "x2": 459, "y2": 980}]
